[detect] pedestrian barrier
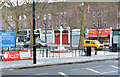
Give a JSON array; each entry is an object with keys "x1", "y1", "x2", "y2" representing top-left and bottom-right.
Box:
[{"x1": 0, "y1": 46, "x2": 119, "y2": 61}]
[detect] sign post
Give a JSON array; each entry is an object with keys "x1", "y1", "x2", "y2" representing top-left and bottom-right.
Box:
[
  {"x1": 0, "y1": 32, "x2": 15, "y2": 48},
  {"x1": 0, "y1": 32, "x2": 15, "y2": 61}
]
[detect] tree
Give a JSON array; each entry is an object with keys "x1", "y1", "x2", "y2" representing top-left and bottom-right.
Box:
[
  {"x1": 14, "y1": 1, "x2": 47, "y2": 48},
  {"x1": 26, "y1": 2, "x2": 47, "y2": 48},
  {"x1": 78, "y1": 2, "x2": 87, "y2": 49},
  {"x1": 1, "y1": 0, "x2": 24, "y2": 47},
  {"x1": 1, "y1": 0, "x2": 48, "y2": 48}
]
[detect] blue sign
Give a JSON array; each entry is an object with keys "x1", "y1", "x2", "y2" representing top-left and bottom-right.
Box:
[
  {"x1": 0, "y1": 32, "x2": 15, "y2": 48},
  {"x1": 85, "y1": 28, "x2": 88, "y2": 33},
  {"x1": 0, "y1": 26, "x2": 2, "y2": 29},
  {"x1": 6, "y1": 30, "x2": 14, "y2": 32}
]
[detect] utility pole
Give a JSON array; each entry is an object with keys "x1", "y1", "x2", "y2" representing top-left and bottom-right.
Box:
[
  {"x1": 33, "y1": 0, "x2": 36, "y2": 64},
  {"x1": 45, "y1": 23, "x2": 47, "y2": 43}
]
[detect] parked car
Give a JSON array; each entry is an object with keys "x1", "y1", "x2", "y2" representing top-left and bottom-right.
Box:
[
  {"x1": 84, "y1": 40, "x2": 104, "y2": 50},
  {"x1": 109, "y1": 43, "x2": 120, "y2": 52},
  {"x1": 23, "y1": 40, "x2": 47, "y2": 48}
]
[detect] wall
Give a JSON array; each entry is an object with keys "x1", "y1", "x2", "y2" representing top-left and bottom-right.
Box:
[{"x1": 41, "y1": 30, "x2": 54, "y2": 44}]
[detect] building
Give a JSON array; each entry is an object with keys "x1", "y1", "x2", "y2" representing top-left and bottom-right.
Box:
[
  {"x1": 1, "y1": 2, "x2": 119, "y2": 43},
  {"x1": 1, "y1": 2, "x2": 119, "y2": 30}
]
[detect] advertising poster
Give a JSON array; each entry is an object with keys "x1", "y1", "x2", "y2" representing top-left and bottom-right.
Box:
[{"x1": 3, "y1": 50, "x2": 31, "y2": 61}]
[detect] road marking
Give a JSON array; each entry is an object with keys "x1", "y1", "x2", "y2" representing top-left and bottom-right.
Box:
[
  {"x1": 70, "y1": 69, "x2": 79, "y2": 71},
  {"x1": 100, "y1": 70, "x2": 118, "y2": 74},
  {"x1": 110, "y1": 65, "x2": 120, "y2": 69},
  {"x1": 86, "y1": 68, "x2": 101, "y2": 74},
  {"x1": 36, "y1": 73, "x2": 48, "y2": 75},
  {"x1": 9, "y1": 69, "x2": 14, "y2": 71},
  {"x1": 89, "y1": 65, "x2": 104, "y2": 69},
  {"x1": 58, "y1": 72, "x2": 69, "y2": 77}
]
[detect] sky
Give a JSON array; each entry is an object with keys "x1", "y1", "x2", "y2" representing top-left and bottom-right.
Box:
[{"x1": 1, "y1": 0, "x2": 120, "y2": 6}]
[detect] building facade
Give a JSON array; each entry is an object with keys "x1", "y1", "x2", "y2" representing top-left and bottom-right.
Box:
[{"x1": 1, "y1": 2, "x2": 119, "y2": 31}]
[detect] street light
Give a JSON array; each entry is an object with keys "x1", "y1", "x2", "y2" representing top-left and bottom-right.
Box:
[
  {"x1": 43, "y1": 14, "x2": 47, "y2": 43},
  {"x1": 33, "y1": 0, "x2": 36, "y2": 64}
]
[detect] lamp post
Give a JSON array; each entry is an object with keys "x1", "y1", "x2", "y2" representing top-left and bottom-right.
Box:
[
  {"x1": 33, "y1": 0, "x2": 36, "y2": 64},
  {"x1": 43, "y1": 14, "x2": 47, "y2": 43}
]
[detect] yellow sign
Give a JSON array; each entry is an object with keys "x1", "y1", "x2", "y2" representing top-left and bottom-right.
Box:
[
  {"x1": 89, "y1": 30, "x2": 109, "y2": 34},
  {"x1": 52, "y1": 26, "x2": 54, "y2": 30}
]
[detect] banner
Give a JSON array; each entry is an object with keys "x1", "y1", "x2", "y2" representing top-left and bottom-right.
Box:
[{"x1": 3, "y1": 50, "x2": 31, "y2": 61}]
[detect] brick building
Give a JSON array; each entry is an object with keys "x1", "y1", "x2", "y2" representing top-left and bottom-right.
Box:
[{"x1": 1, "y1": 2, "x2": 119, "y2": 31}]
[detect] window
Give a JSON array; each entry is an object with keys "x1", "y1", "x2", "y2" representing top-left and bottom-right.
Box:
[
  {"x1": 94, "y1": 41, "x2": 100, "y2": 44},
  {"x1": 104, "y1": 10, "x2": 107, "y2": 16},
  {"x1": 10, "y1": 16, "x2": 12, "y2": 20},
  {"x1": 64, "y1": 12, "x2": 67, "y2": 18},
  {"x1": 23, "y1": 15, "x2": 26, "y2": 19},
  {"x1": 64, "y1": 22, "x2": 67, "y2": 27},
  {"x1": 60, "y1": 12, "x2": 63, "y2": 18},
  {"x1": 73, "y1": 23, "x2": 76, "y2": 28},
  {"x1": 104, "y1": 21, "x2": 107, "y2": 27},
  {"x1": 117, "y1": 23, "x2": 120, "y2": 29},
  {"x1": 8, "y1": 16, "x2": 9, "y2": 20},
  {"x1": 91, "y1": 41, "x2": 95, "y2": 44},
  {"x1": 117, "y1": 11, "x2": 120, "y2": 18},
  {"x1": 10, "y1": 24, "x2": 13, "y2": 27},
  {"x1": 13, "y1": 24, "x2": 15, "y2": 28},
  {"x1": 19, "y1": 24, "x2": 22, "y2": 29},
  {"x1": 13, "y1": 16, "x2": 15, "y2": 20},
  {"x1": 48, "y1": 24, "x2": 52, "y2": 29},
  {"x1": 98, "y1": 21, "x2": 101, "y2": 28},
  {"x1": 8, "y1": 26, "x2": 10, "y2": 29},
  {"x1": 24, "y1": 24, "x2": 26, "y2": 29},
  {"x1": 2, "y1": 25, "x2": 5, "y2": 29},
  {"x1": 43, "y1": 23, "x2": 46, "y2": 29},
  {"x1": 60, "y1": 22, "x2": 63, "y2": 27},
  {"x1": 2, "y1": 18, "x2": 4, "y2": 22},
  {"x1": 93, "y1": 21, "x2": 96, "y2": 28},
  {"x1": 86, "y1": 41, "x2": 90, "y2": 44},
  {"x1": 25, "y1": 8, "x2": 27, "y2": 11},
  {"x1": 57, "y1": 23, "x2": 59, "y2": 28},
  {"x1": 73, "y1": 10, "x2": 76, "y2": 17},
  {"x1": 19, "y1": 16, "x2": 21, "y2": 20},
  {"x1": 87, "y1": 6, "x2": 90, "y2": 13},
  {"x1": 93, "y1": 11, "x2": 95, "y2": 17},
  {"x1": 57, "y1": 13, "x2": 59, "y2": 19},
  {"x1": 80, "y1": 11, "x2": 83, "y2": 16},
  {"x1": 97, "y1": 11, "x2": 102, "y2": 17},
  {"x1": 37, "y1": 14, "x2": 39, "y2": 19},
  {"x1": 37, "y1": 22, "x2": 39, "y2": 28},
  {"x1": 43, "y1": 14, "x2": 46, "y2": 20},
  {"x1": 48, "y1": 13, "x2": 52, "y2": 20}
]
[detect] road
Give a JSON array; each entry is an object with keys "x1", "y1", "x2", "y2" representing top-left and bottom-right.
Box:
[{"x1": 2, "y1": 60, "x2": 119, "y2": 77}]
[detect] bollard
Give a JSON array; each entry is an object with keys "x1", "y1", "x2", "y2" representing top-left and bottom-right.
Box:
[
  {"x1": 53, "y1": 48, "x2": 54, "y2": 58},
  {"x1": 95, "y1": 51, "x2": 97, "y2": 55},
  {"x1": 46, "y1": 49, "x2": 48, "y2": 58},
  {"x1": 42, "y1": 49, "x2": 44, "y2": 57},
  {"x1": 75, "y1": 49, "x2": 76, "y2": 57},
  {"x1": 86, "y1": 46, "x2": 91, "y2": 56},
  {"x1": 79, "y1": 50, "x2": 80, "y2": 56},
  {"x1": 72, "y1": 49, "x2": 73, "y2": 57}
]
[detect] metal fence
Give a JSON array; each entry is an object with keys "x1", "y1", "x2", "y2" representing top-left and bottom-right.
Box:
[
  {"x1": 31, "y1": 48, "x2": 85, "y2": 59},
  {"x1": 1, "y1": 47, "x2": 119, "y2": 61}
]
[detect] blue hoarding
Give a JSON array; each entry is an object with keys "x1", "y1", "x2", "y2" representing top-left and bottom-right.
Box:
[{"x1": 0, "y1": 32, "x2": 15, "y2": 48}]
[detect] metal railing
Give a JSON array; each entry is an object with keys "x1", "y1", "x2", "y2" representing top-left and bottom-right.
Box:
[{"x1": 0, "y1": 46, "x2": 119, "y2": 61}]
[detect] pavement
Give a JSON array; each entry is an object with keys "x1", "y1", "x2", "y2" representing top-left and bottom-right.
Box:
[
  {"x1": 0, "y1": 43, "x2": 119, "y2": 71},
  {"x1": 0, "y1": 50, "x2": 119, "y2": 72}
]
